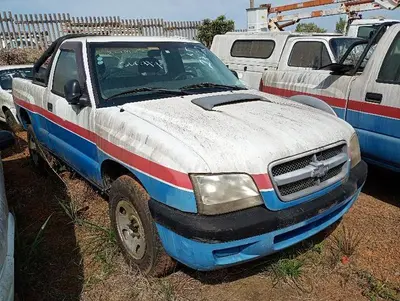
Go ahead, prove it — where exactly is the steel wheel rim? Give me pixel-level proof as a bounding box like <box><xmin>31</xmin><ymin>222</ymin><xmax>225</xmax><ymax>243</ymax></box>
<box><xmin>28</xmin><ymin>133</ymin><xmax>40</xmax><ymax>165</ymax></box>
<box><xmin>115</xmin><ymin>200</ymin><xmax>146</xmax><ymax>260</ymax></box>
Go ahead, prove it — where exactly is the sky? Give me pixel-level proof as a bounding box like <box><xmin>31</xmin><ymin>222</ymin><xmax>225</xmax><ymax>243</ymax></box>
<box><xmin>1</xmin><ymin>0</ymin><xmax>399</xmax><ymax>31</ymax></box>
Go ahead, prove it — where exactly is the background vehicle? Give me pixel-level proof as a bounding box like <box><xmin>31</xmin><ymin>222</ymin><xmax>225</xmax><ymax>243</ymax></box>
<box><xmin>260</xmin><ymin>22</ymin><xmax>400</xmax><ymax>171</ymax></box>
<box><xmin>13</xmin><ymin>34</ymin><xmax>366</xmax><ymax>276</ymax></box>
<box><xmin>211</xmin><ymin>32</ymin><xmax>360</xmax><ymax>89</ymax></box>
<box><xmin>247</xmin><ymin>0</ymin><xmax>399</xmax><ymax>32</ymax></box>
<box><xmin>0</xmin><ymin>65</ymin><xmax>32</xmax><ymax>131</ymax></box>
<box><xmin>0</xmin><ymin>130</ymin><xmax>16</xmax><ymax>301</ymax></box>
<box><xmin>347</xmin><ymin>18</ymin><xmax>400</xmax><ymax>38</ymax></box>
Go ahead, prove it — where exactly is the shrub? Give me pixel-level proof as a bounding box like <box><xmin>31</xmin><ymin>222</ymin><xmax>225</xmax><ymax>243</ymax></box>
<box><xmin>0</xmin><ymin>48</ymin><xmax>42</xmax><ymax>65</ymax></box>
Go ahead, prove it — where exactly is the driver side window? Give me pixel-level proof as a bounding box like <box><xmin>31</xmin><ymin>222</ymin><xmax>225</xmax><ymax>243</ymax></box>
<box><xmin>377</xmin><ymin>32</ymin><xmax>400</xmax><ymax>84</ymax></box>
<box><xmin>52</xmin><ymin>50</ymin><xmax>79</xmax><ymax>97</ymax></box>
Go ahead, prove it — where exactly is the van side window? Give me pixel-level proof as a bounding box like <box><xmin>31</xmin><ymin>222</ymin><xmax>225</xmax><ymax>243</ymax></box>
<box><xmin>288</xmin><ymin>41</ymin><xmax>332</xmax><ymax>69</ymax></box>
<box><xmin>231</xmin><ymin>40</ymin><xmax>275</xmax><ymax>59</ymax></box>
<box><xmin>52</xmin><ymin>50</ymin><xmax>79</xmax><ymax>97</ymax></box>
<box><xmin>377</xmin><ymin>32</ymin><xmax>400</xmax><ymax>84</ymax></box>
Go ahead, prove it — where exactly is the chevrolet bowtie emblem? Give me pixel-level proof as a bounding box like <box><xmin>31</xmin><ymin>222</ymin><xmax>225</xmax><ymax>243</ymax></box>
<box><xmin>310</xmin><ymin>155</ymin><xmax>329</xmax><ymax>178</ymax></box>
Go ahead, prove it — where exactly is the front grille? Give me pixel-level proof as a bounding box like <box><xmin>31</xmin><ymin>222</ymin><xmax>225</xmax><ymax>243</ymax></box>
<box><xmin>271</xmin><ymin>144</ymin><xmax>348</xmax><ymax>201</ymax></box>
<box><xmin>279</xmin><ymin>177</ymin><xmax>316</xmax><ymax>196</ymax></box>
<box><xmin>271</xmin><ymin>155</ymin><xmax>313</xmax><ymax>177</ymax></box>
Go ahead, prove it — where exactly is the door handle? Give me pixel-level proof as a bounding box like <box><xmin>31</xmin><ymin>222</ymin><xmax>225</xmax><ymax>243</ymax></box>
<box><xmin>47</xmin><ymin>102</ymin><xmax>53</xmax><ymax>112</ymax></box>
<box><xmin>365</xmin><ymin>92</ymin><xmax>382</xmax><ymax>104</ymax></box>
<box><xmin>244</xmin><ymin>66</ymin><xmax>247</xmax><ymax>72</ymax></box>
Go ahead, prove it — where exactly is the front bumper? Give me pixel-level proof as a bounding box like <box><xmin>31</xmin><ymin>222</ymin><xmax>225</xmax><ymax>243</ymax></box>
<box><xmin>0</xmin><ymin>213</ymin><xmax>15</xmax><ymax>301</ymax></box>
<box><xmin>150</xmin><ymin>161</ymin><xmax>368</xmax><ymax>271</ymax></box>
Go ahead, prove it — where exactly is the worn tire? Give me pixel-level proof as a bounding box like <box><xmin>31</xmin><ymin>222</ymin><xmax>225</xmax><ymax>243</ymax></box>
<box><xmin>27</xmin><ymin>125</ymin><xmax>48</xmax><ymax>174</ymax></box>
<box><xmin>109</xmin><ymin>175</ymin><xmax>176</xmax><ymax>277</ymax></box>
<box><xmin>5</xmin><ymin>110</ymin><xmax>22</xmax><ymax>133</ymax></box>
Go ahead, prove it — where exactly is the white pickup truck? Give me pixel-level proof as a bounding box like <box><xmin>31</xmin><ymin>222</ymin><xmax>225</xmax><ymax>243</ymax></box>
<box><xmin>261</xmin><ymin>22</ymin><xmax>400</xmax><ymax>171</ymax></box>
<box><xmin>0</xmin><ymin>65</ymin><xmax>32</xmax><ymax>131</ymax></box>
<box><xmin>211</xmin><ymin>32</ymin><xmax>360</xmax><ymax>89</ymax></box>
<box><xmin>13</xmin><ymin>34</ymin><xmax>367</xmax><ymax>276</ymax></box>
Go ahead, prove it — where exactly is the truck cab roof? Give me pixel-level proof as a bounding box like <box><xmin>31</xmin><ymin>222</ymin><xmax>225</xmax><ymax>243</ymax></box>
<box><xmin>60</xmin><ymin>35</ymin><xmax>198</xmax><ymax>44</ymax></box>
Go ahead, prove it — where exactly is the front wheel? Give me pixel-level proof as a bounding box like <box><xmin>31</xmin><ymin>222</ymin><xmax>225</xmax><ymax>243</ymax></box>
<box><xmin>109</xmin><ymin>175</ymin><xmax>176</xmax><ymax>277</ymax></box>
<box><xmin>27</xmin><ymin>125</ymin><xmax>47</xmax><ymax>174</ymax></box>
<box><xmin>5</xmin><ymin>110</ymin><xmax>22</xmax><ymax>132</ymax></box>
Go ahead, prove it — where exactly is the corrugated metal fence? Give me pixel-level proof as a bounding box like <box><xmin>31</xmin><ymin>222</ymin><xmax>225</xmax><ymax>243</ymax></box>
<box><xmin>0</xmin><ymin>11</ymin><xmax>202</xmax><ymax>49</ymax></box>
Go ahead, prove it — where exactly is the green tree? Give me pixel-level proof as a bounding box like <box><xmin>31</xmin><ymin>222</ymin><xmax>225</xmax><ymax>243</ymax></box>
<box><xmin>335</xmin><ymin>17</ymin><xmax>347</xmax><ymax>34</ymax></box>
<box><xmin>197</xmin><ymin>15</ymin><xmax>235</xmax><ymax>48</ymax></box>
<box><xmin>295</xmin><ymin>22</ymin><xmax>327</xmax><ymax>33</ymax></box>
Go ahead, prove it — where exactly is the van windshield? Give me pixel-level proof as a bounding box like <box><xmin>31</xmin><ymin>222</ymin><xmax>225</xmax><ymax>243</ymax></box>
<box><xmin>329</xmin><ymin>38</ymin><xmax>363</xmax><ymax>61</ymax></box>
<box><xmin>89</xmin><ymin>41</ymin><xmax>246</xmax><ymax>106</ymax></box>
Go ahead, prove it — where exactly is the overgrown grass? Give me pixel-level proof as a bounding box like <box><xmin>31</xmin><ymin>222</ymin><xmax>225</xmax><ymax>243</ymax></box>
<box><xmin>329</xmin><ymin>225</ymin><xmax>362</xmax><ymax>264</ymax></box>
<box><xmin>58</xmin><ymin>196</ymin><xmax>119</xmax><ymax>279</ymax></box>
<box><xmin>357</xmin><ymin>271</ymin><xmax>400</xmax><ymax>301</ymax></box>
<box><xmin>273</xmin><ymin>258</ymin><xmax>304</xmax><ymax>280</ymax></box>
<box><xmin>15</xmin><ymin>214</ymin><xmax>53</xmax><ymax>294</ymax></box>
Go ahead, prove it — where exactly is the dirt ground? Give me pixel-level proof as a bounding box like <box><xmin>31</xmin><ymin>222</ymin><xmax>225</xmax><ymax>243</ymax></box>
<box><xmin>4</xmin><ymin>131</ymin><xmax>400</xmax><ymax>301</ymax></box>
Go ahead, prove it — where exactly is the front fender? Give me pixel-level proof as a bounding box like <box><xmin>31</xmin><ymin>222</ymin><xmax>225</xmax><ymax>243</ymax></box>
<box><xmin>289</xmin><ymin>95</ymin><xmax>337</xmax><ymax>116</ymax></box>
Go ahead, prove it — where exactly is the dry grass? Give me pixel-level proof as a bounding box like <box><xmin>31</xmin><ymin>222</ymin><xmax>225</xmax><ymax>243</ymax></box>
<box><xmin>4</xmin><ymin>131</ymin><xmax>400</xmax><ymax>301</ymax></box>
<box><xmin>0</xmin><ymin>48</ymin><xmax>42</xmax><ymax>66</ymax></box>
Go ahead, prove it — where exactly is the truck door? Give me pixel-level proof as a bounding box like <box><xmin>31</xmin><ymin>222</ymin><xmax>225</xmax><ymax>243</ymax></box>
<box><xmin>45</xmin><ymin>42</ymin><xmax>99</xmax><ymax>182</ymax></box>
<box><xmin>262</xmin><ymin>39</ymin><xmax>350</xmax><ymax>119</ymax></box>
<box><xmin>347</xmin><ymin>29</ymin><xmax>400</xmax><ymax>169</ymax></box>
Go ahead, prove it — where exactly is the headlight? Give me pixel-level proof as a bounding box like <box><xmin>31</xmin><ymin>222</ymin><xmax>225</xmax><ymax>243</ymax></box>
<box><xmin>350</xmin><ymin>133</ymin><xmax>361</xmax><ymax>168</ymax></box>
<box><xmin>190</xmin><ymin>173</ymin><xmax>263</xmax><ymax>215</ymax></box>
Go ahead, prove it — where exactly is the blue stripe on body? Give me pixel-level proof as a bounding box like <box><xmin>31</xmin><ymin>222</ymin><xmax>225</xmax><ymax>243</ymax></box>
<box><xmin>346</xmin><ymin>110</ymin><xmax>400</xmax><ymax>167</ymax></box>
<box><xmin>24</xmin><ymin>108</ymin><xmax>199</xmax><ymax>213</ymax></box>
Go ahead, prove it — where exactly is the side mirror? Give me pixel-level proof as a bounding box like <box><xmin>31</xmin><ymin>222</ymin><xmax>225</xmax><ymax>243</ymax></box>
<box><xmin>0</xmin><ymin>131</ymin><xmax>15</xmax><ymax>151</ymax></box>
<box><xmin>230</xmin><ymin>69</ymin><xmax>239</xmax><ymax>78</ymax></box>
<box><xmin>64</xmin><ymin>79</ymin><xmax>82</xmax><ymax>105</ymax></box>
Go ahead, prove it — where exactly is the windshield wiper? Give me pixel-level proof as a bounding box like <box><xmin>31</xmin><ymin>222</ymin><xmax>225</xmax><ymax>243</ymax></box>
<box><xmin>180</xmin><ymin>82</ymin><xmax>245</xmax><ymax>91</ymax></box>
<box><xmin>105</xmin><ymin>87</ymin><xmax>190</xmax><ymax>101</ymax></box>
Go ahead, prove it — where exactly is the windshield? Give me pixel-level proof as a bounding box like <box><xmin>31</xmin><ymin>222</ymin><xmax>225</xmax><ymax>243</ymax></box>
<box><xmin>0</xmin><ymin>68</ymin><xmax>33</xmax><ymax>90</ymax></box>
<box><xmin>329</xmin><ymin>38</ymin><xmax>362</xmax><ymax>61</ymax></box>
<box><xmin>89</xmin><ymin>42</ymin><xmax>245</xmax><ymax>106</ymax></box>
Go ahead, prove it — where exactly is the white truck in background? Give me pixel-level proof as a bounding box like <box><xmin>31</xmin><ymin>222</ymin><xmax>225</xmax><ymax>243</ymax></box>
<box><xmin>211</xmin><ymin>32</ymin><xmax>361</xmax><ymax>89</ymax></box>
<box><xmin>346</xmin><ymin>18</ymin><xmax>400</xmax><ymax>38</ymax></box>
<box><xmin>260</xmin><ymin>22</ymin><xmax>400</xmax><ymax>171</ymax></box>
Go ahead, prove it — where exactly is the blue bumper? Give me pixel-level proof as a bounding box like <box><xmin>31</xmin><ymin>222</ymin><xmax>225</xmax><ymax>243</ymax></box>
<box><xmin>156</xmin><ymin>188</ymin><xmax>360</xmax><ymax>270</ymax></box>
<box><xmin>151</xmin><ymin>161</ymin><xmax>367</xmax><ymax>271</ymax></box>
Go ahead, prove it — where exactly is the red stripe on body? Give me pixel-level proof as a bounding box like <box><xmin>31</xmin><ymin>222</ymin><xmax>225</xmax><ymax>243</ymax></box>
<box><xmin>252</xmin><ymin>173</ymin><xmax>274</xmax><ymax>190</ymax></box>
<box><xmin>261</xmin><ymin>84</ymin><xmax>400</xmax><ymax>120</ymax></box>
<box><xmin>348</xmin><ymin>100</ymin><xmax>400</xmax><ymax>119</ymax></box>
<box><xmin>15</xmin><ymin>97</ymin><xmax>193</xmax><ymax>190</ymax></box>
<box><xmin>261</xmin><ymin>85</ymin><xmax>346</xmax><ymax>109</ymax></box>
<box><xmin>15</xmin><ymin>97</ymin><xmax>273</xmax><ymax>191</ymax></box>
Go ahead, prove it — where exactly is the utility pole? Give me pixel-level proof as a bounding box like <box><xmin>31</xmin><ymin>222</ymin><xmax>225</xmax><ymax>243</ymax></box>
<box><xmin>250</xmin><ymin>0</ymin><xmax>255</xmax><ymax>8</ymax></box>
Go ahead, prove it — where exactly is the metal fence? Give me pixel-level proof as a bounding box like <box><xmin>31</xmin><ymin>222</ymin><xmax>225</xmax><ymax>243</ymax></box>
<box><xmin>0</xmin><ymin>11</ymin><xmax>202</xmax><ymax>49</ymax></box>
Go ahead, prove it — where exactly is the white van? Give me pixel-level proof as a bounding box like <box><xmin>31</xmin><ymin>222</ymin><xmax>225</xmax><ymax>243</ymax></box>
<box><xmin>211</xmin><ymin>32</ymin><xmax>360</xmax><ymax>89</ymax></box>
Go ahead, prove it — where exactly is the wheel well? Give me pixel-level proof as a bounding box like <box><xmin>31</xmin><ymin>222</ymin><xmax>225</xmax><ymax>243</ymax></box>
<box><xmin>101</xmin><ymin>159</ymin><xmax>143</xmax><ymax>191</ymax></box>
<box><xmin>19</xmin><ymin>108</ymin><xmax>31</xmax><ymax>125</ymax></box>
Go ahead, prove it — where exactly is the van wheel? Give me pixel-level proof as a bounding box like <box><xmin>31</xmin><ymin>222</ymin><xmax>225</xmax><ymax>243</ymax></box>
<box><xmin>5</xmin><ymin>110</ymin><xmax>22</xmax><ymax>133</ymax></box>
<box><xmin>27</xmin><ymin>125</ymin><xmax>47</xmax><ymax>174</ymax></box>
<box><xmin>109</xmin><ymin>175</ymin><xmax>176</xmax><ymax>277</ymax></box>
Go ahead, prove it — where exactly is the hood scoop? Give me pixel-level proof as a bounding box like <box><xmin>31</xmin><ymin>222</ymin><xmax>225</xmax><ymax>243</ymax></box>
<box><xmin>191</xmin><ymin>93</ymin><xmax>270</xmax><ymax>111</ymax></box>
